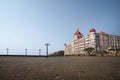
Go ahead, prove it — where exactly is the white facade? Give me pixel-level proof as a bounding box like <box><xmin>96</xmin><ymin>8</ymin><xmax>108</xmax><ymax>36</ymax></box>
<box><xmin>64</xmin><ymin>28</ymin><xmax>120</xmax><ymax>56</ymax></box>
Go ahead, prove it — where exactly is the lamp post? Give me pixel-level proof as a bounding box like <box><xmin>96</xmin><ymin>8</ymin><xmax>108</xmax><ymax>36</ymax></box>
<box><xmin>6</xmin><ymin>48</ymin><xmax>9</xmax><ymax>55</ymax></box>
<box><xmin>115</xmin><ymin>36</ymin><xmax>117</xmax><ymax>56</ymax></box>
<box><xmin>25</xmin><ymin>49</ymin><xmax>27</xmax><ymax>55</ymax></box>
<box><xmin>39</xmin><ymin>49</ymin><xmax>41</xmax><ymax>56</ymax></box>
<box><xmin>45</xmin><ymin>43</ymin><xmax>50</xmax><ymax>58</ymax></box>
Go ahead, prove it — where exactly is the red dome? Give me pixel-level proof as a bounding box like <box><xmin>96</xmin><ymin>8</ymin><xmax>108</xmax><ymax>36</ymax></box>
<box><xmin>89</xmin><ymin>28</ymin><xmax>96</xmax><ymax>33</ymax></box>
<box><xmin>74</xmin><ymin>31</ymin><xmax>81</xmax><ymax>35</ymax></box>
<box><xmin>74</xmin><ymin>28</ymin><xmax>81</xmax><ymax>35</ymax></box>
<box><xmin>99</xmin><ymin>31</ymin><xmax>107</xmax><ymax>35</ymax></box>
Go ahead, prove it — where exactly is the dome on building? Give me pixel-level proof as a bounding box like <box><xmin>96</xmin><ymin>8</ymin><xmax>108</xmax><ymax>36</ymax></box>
<box><xmin>74</xmin><ymin>28</ymin><xmax>82</xmax><ymax>35</ymax></box>
<box><xmin>99</xmin><ymin>31</ymin><xmax>107</xmax><ymax>35</ymax></box>
<box><xmin>64</xmin><ymin>43</ymin><xmax>67</xmax><ymax>46</ymax></box>
<box><xmin>89</xmin><ymin>28</ymin><xmax>96</xmax><ymax>33</ymax></box>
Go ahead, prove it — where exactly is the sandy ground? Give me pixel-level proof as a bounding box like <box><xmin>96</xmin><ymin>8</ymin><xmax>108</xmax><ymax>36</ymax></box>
<box><xmin>0</xmin><ymin>56</ymin><xmax>120</xmax><ymax>80</ymax></box>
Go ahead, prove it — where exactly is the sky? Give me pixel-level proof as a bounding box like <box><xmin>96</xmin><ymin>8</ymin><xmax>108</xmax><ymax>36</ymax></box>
<box><xmin>0</xmin><ymin>0</ymin><xmax>120</xmax><ymax>55</ymax></box>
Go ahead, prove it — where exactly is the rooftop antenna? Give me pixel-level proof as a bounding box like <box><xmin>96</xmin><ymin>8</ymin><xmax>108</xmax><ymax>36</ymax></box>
<box><xmin>113</xmin><ymin>33</ymin><xmax>114</xmax><ymax>35</ymax></box>
<box><xmin>91</xmin><ymin>25</ymin><xmax>94</xmax><ymax>28</ymax></box>
<box><xmin>76</xmin><ymin>27</ymin><xmax>79</xmax><ymax>31</ymax></box>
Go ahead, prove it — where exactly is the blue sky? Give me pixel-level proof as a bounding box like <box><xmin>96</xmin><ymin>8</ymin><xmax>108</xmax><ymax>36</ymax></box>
<box><xmin>0</xmin><ymin>0</ymin><xmax>120</xmax><ymax>55</ymax></box>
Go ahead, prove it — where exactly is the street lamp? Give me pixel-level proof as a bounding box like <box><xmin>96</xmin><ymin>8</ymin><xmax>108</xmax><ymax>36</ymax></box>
<box><xmin>25</xmin><ymin>49</ymin><xmax>27</xmax><ymax>55</ymax></box>
<box><xmin>45</xmin><ymin>43</ymin><xmax>50</xmax><ymax>58</ymax></box>
<box><xmin>39</xmin><ymin>49</ymin><xmax>41</xmax><ymax>56</ymax></box>
<box><xmin>6</xmin><ymin>48</ymin><xmax>9</xmax><ymax>55</ymax></box>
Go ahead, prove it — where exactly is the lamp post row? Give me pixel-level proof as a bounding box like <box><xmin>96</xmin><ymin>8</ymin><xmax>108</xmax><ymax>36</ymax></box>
<box><xmin>5</xmin><ymin>43</ymin><xmax>50</xmax><ymax>56</ymax></box>
<box><xmin>5</xmin><ymin>48</ymin><xmax>42</xmax><ymax>55</ymax></box>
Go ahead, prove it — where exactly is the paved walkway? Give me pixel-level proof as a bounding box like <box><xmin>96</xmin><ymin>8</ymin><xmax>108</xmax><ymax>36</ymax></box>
<box><xmin>0</xmin><ymin>57</ymin><xmax>120</xmax><ymax>80</ymax></box>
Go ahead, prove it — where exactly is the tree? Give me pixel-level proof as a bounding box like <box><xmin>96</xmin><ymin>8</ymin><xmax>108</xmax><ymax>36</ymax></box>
<box><xmin>115</xmin><ymin>47</ymin><xmax>120</xmax><ymax>56</ymax></box>
<box><xmin>50</xmin><ymin>50</ymin><xmax>64</xmax><ymax>56</ymax></box>
<box><xmin>108</xmin><ymin>47</ymin><xmax>120</xmax><ymax>56</ymax></box>
<box><xmin>84</xmin><ymin>47</ymin><xmax>95</xmax><ymax>56</ymax></box>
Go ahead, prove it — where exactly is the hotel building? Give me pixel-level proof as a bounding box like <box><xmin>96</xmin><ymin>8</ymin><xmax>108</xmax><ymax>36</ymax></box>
<box><xmin>64</xmin><ymin>28</ymin><xmax>120</xmax><ymax>55</ymax></box>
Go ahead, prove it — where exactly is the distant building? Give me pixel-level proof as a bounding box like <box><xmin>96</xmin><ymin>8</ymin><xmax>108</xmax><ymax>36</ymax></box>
<box><xmin>64</xmin><ymin>28</ymin><xmax>120</xmax><ymax>56</ymax></box>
